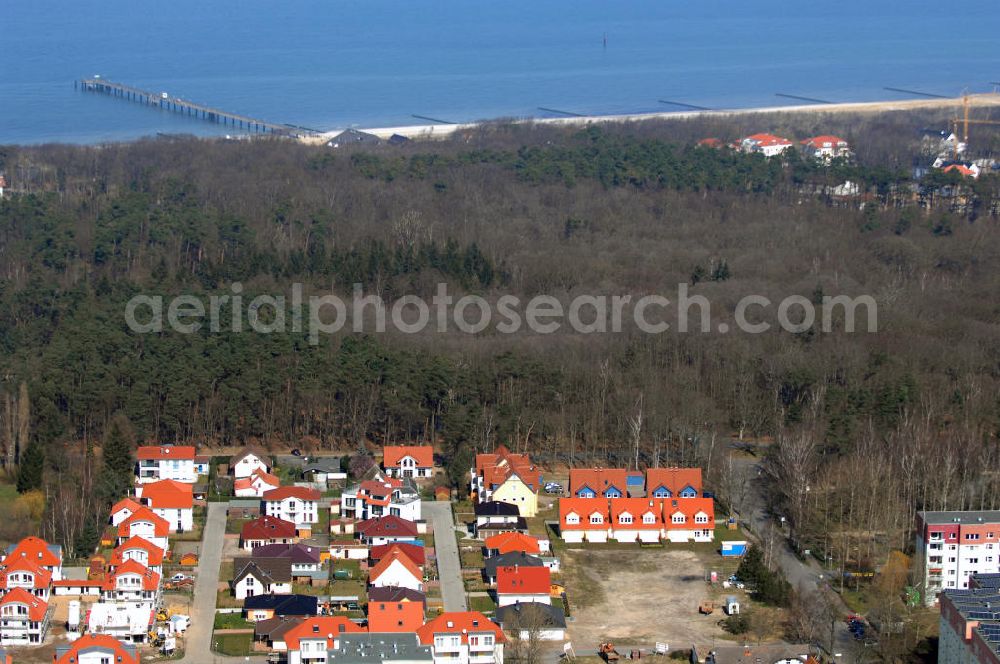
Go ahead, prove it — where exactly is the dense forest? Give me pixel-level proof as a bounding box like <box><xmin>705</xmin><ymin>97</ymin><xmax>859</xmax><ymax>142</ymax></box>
<box><xmin>0</xmin><ymin>109</ymin><xmax>999</xmax><ymax>565</ymax></box>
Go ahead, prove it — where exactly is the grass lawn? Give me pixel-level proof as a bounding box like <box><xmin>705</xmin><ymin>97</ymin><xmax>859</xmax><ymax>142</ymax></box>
<box><xmin>213</xmin><ymin>631</ymin><xmax>254</xmax><ymax>656</ymax></box>
<box><xmin>214</xmin><ymin>612</ymin><xmax>253</xmax><ymax>629</ymax></box>
<box><xmin>216</xmin><ymin>588</ymin><xmax>243</xmax><ymax>609</ymax></box>
<box><xmin>460</xmin><ymin>548</ymin><xmax>484</xmax><ymax>569</ymax></box>
<box><xmin>293</xmin><ymin>582</ymin><xmax>330</xmax><ymax>596</ymax></box>
<box><xmin>219</xmin><ymin>560</ymin><xmax>234</xmax><ymax>581</ymax></box>
<box><xmin>423</xmin><ymin>532</ymin><xmax>435</xmax><ymax>549</ymax></box>
<box><xmin>468</xmin><ymin>594</ymin><xmax>496</xmax><ymax>614</ymax></box>
<box><xmin>226</xmin><ymin>517</ymin><xmax>251</xmax><ymax>535</ymax></box>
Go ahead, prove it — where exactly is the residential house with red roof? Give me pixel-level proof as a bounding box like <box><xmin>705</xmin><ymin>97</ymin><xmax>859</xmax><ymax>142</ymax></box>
<box><xmin>609</xmin><ymin>498</ymin><xmax>664</xmax><ymax>544</ymax></box>
<box><xmin>558</xmin><ymin>498</ymin><xmax>611</xmax><ymax>544</ymax></box>
<box><xmin>417</xmin><ymin>611</ymin><xmax>505</xmax><ymax>664</ymax></box>
<box><xmin>54</xmin><ymin>633</ymin><xmax>139</xmax><ymax>664</ymax></box>
<box><xmin>135</xmin><ymin>445</ymin><xmax>197</xmax><ymax>484</ymax></box>
<box><xmin>109</xmin><ymin>536</ymin><xmax>164</xmax><ymax>574</ymax></box>
<box><xmin>383</xmin><ymin>445</ymin><xmax>435</xmax><ymax>479</ymax></box>
<box><xmin>136</xmin><ymin>479</ymin><xmax>194</xmax><ymax>532</ymax></box>
<box><xmin>116</xmin><ymin>507</ymin><xmax>170</xmax><ymax>551</ymax></box>
<box><xmin>240</xmin><ymin>515</ymin><xmax>298</xmax><ymax>551</ymax></box>
<box><xmin>0</xmin><ymin>587</ymin><xmax>49</xmax><ymax>645</ymax></box>
<box><xmin>263</xmin><ymin>486</ymin><xmax>322</xmax><ymax>531</ymax></box>
<box><xmin>285</xmin><ymin>616</ymin><xmax>366</xmax><ymax>664</ymax></box>
<box><xmin>368</xmin><ymin>599</ymin><xmax>425</xmax><ymax>633</ymax></box>
<box><xmin>109</xmin><ymin>497</ymin><xmax>143</xmax><ymax>527</ymax></box>
<box><xmin>569</xmin><ymin>468</ymin><xmax>636</xmax><ymax>499</ymax></box>
<box><xmin>801</xmin><ymin>135</ymin><xmax>851</xmax><ymax>160</ymax></box>
<box><xmin>2</xmin><ymin>536</ymin><xmax>63</xmax><ymax>582</ymax></box>
<box><xmin>231</xmin><ymin>448</ymin><xmax>273</xmax><ymax>479</ymax></box>
<box><xmin>355</xmin><ymin>516</ymin><xmax>419</xmax><ymax>547</ymax></box>
<box><xmin>369</xmin><ymin>549</ymin><xmax>424</xmax><ymax>593</ymax></box>
<box><xmin>236</xmin><ymin>468</ymin><xmax>282</xmax><ymax>498</ymax></box>
<box><xmin>663</xmin><ymin>497</ymin><xmax>716</xmax><ymax>543</ymax></box>
<box><xmin>496</xmin><ymin>565</ymin><xmax>551</xmax><ymax>607</ymax></box>
<box><xmin>645</xmin><ymin>467</ymin><xmax>702</xmax><ymax>499</ymax></box>
<box><xmin>101</xmin><ymin>559</ymin><xmax>161</xmax><ymax>604</ymax></box>
<box><xmin>739</xmin><ymin>133</ymin><xmax>793</xmax><ymax>157</ymax></box>
<box><xmin>370</xmin><ymin>543</ymin><xmax>425</xmax><ymax>568</ymax></box>
<box><xmin>341</xmin><ymin>477</ymin><xmax>422</xmax><ymax>522</ymax></box>
<box><xmin>0</xmin><ymin>555</ymin><xmax>52</xmax><ymax>601</ymax></box>
<box><xmin>483</xmin><ymin>532</ymin><xmax>543</xmax><ymax>557</ymax></box>
<box><xmin>471</xmin><ymin>446</ymin><xmax>541</xmax><ymax>517</ymax></box>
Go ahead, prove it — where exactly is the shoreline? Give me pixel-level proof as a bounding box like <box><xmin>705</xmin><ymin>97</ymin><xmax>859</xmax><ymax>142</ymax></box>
<box><xmin>308</xmin><ymin>94</ymin><xmax>1000</xmax><ymax>143</ymax></box>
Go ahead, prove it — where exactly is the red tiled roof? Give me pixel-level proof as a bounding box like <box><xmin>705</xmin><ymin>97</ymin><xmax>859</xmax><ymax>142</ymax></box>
<box><xmin>558</xmin><ymin>498</ymin><xmax>609</xmax><ymax>531</ymax></box>
<box><xmin>110</xmin><ymin>536</ymin><xmax>165</xmax><ymax>567</ymax></box>
<box><xmin>4</xmin><ymin>536</ymin><xmax>61</xmax><ymax>568</ymax></box>
<box><xmin>943</xmin><ymin>164</ymin><xmax>976</xmax><ymax>177</ymax></box>
<box><xmin>475</xmin><ymin>446</ymin><xmax>541</xmax><ymax>492</ymax></box>
<box><xmin>0</xmin><ymin>587</ymin><xmax>47</xmax><ymax>621</ymax></box>
<box><xmin>744</xmin><ymin>133</ymin><xmax>793</xmax><ymax>147</ymax></box>
<box><xmin>370</xmin><ymin>543</ymin><xmax>425</xmax><ymax>566</ymax></box>
<box><xmin>284</xmin><ymin>616</ymin><xmax>365</xmax><ymax>650</ymax></box>
<box><xmin>645</xmin><ymin>467</ymin><xmax>702</xmax><ymax>497</ymax></box>
<box><xmin>263</xmin><ymin>486</ymin><xmax>322</xmax><ymax>501</ymax></box>
<box><xmin>417</xmin><ymin>611</ymin><xmax>505</xmax><ymax>645</ymax></box>
<box><xmin>367</xmin><ymin>599</ymin><xmax>425</xmax><ymax>633</ymax></box>
<box><xmin>102</xmin><ymin>558</ymin><xmax>160</xmax><ymax>591</ymax></box>
<box><xmin>369</xmin><ymin>549</ymin><xmax>422</xmax><ymax>583</ymax></box>
<box><xmin>484</xmin><ymin>532</ymin><xmax>540</xmax><ymax>555</ymax></box>
<box><xmin>0</xmin><ymin>556</ymin><xmax>52</xmax><ymax>589</ymax></box>
<box><xmin>801</xmin><ymin>135</ymin><xmax>848</xmax><ymax>148</ymax></box>
<box><xmin>241</xmin><ymin>515</ymin><xmax>297</xmax><ymax>541</ymax></box>
<box><xmin>569</xmin><ymin>468</ymin><xmax>631</xmax><ymax>497</ymax></box>
<box><xmin>110</xmin><ymin>498</ymin><xmax>143</xmax><ymax>518</ymax></box>
<box><xmin>140</xmin><ymin>479</ymin><xmax>194</xmax><ymax>509</ymax></box>
<box><xmin>383</xmin><ymin>445</ymin><xmax>434</xmax><ymax>468</ymax></box>
<box><xmin>664</xmin><ymin>497</ymin><xmax>715</xmax><ymax>530</ymax></box>
<box><xmin>610</xmin><ymin>498</ymin><xmax>663</xmax><ymax>530</ymax></box>
<box><xmin>235</xmin><ymin>468</ymin><xmax>280</xmax><ymax>492</ymax></box>
<box><xmin>356</xmin><ymin>516</ymin><xmax>418</xmax><ymax>539</ymax></box>
<box><xmin>55</xmin><ymin>634</ymin><xmax>138</xmax><ymax>664</ymax></box>
<box><xmin>136</xmin><ymin>445</ymin><xmax>195</xmax><ymax>461</ymax></box>
<box><xmin>496</xmin><ymin>565</ymin><xmax>550</xmax><ymax>595</ymax></box>
<box><xmin>117</xmin><ymin>507</ymin><xmax>170</xmax><ymax>538</ymax></box>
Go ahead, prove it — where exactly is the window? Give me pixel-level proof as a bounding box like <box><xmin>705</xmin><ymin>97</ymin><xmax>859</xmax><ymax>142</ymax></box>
<box><xmin>619</xmin><ymin>514</ymin><xmax>633</xmax><ymax>525</ymax></box>
<box><xmin>929</xmin><ymin>531</ymin><xmax>943</xmax><ymax>541</ymax></box>
<box><xmin>565</xmin><ymin>513</ymin><xmax>580</xmax><ymax>525</ymax></box>
<box><xmin>966</xmin><ymin>533</ymin><xmax>981</xmax><ymax>541</ymax></box>
<box><xmin>968</xmin><ymin>558</ymin><xmax>979</xmax><ymax>564</ymax></box>
<box><xmin>642</xmin><ymin>513</ymin><xmax>656</xmax><ymax>524</ymax></box>
<box><xmin>672</xmin><ymin>513</ymin><xmax>685</xmax><ymax>524</ymax></box>
<box><xmin>653</xmin><ymin>487</ymin><xmax>671</xmax><ymax>498</ymax></box>
<box><xmin>484</xmin><ymin>635</ymin><xmax>494</xmax><ymax>646</ymax></box>
<box><xmin>589</xmin><ymin>513</ymin><xmax>603</xmax><ymax>525</ymax></box>
<box><xmin>695</xmin><ymin>513</ymin><xmax>709</xmax><ymax>524</ymax></box>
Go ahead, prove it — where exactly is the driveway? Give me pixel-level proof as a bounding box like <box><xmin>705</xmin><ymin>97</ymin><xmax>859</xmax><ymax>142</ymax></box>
<box><xmin>424</xmin><ymin>502</ymin><xmax>468</xmax><ymax>611</ymax></box>
<box><xmin>180</xmin><ymin>501</ymin><xmax>268</xmax><ymax>663</ymax></box>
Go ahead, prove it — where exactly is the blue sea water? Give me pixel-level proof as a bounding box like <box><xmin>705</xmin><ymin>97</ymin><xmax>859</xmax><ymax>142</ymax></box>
<box><xmin>2</xmin><ymin>0</ymin><xmax>999</xmax><ymax>145</ymax></box>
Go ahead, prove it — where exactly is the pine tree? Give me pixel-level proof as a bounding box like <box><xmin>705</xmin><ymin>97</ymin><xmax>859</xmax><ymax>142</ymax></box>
<box><xmin>16</xmin><ymin>440</ymin><xmax>44</xmax><ymax>493</ymax></box>
<box><xmin>75</xmin><ymin>517</ymin><xmax>100</xmax><ymax>558</ymax></box>
<box><xmin>98</xmin><ymin>417</ymin><xmax>134</xmax><ymax>504</ymax></box>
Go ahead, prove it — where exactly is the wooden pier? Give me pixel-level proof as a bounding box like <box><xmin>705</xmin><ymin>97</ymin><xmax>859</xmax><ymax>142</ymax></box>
<box><xmin>77</xmin><ymin>78</ymin><xmax>310</xmax><ymax>136</ymax></box>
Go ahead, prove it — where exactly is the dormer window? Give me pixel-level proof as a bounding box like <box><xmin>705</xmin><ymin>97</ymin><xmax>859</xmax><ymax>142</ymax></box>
<box><xmin>565</xmin><ymin>513</ymin><xmax>580</xmax><ymax>525</ymax></box>
<box><xmin>589</xmin><ymin>513</ymin><xmax>604</xmax><ymax>525</ymax></box>
<box><xmin>619</xmin><ymin>513</ymin><xmax>633</xmax><ymax>525</ymax></box>
<box><xmin>642</xmin><ymin>512</ymin><xmax>656</xmax><ymax>524</ymax></box>
<box><xmin>672</xmin><ymin>513</ymin><xmax>686</xmax><ymax>524</ymax></box>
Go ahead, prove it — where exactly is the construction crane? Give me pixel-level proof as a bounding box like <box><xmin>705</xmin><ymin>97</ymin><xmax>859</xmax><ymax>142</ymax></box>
<box><xmin>951</xmin><ymin>94</ymin><xmax>1000</xmax><ymax>159</ymax></box>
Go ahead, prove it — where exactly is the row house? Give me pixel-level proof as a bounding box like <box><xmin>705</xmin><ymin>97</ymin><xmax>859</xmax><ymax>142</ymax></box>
<box><xmin>101</xmin><ymin>559</ymin><xmax>161</xmax><ymax>604</ymax></box>
<box><xmin>135</xmin><ymin>445</ymin><xmax>197</xmax><ymax>484</ymax></box>
<box><xmin>341</xmin><ymin>478</ymin><xmax>422</xmax><ymax>522</ymax></box>
<box><xmin>383</xmin><ymin>445</ymin><xmax>435</xmax><ymax>479</ymax></box>
<box><xmin>241</xmin><ymin>515</ymin><xmax>298</xmax><ymax>551</ymax></box>
<box><xmin>916</xmin><ymin>510</ymin><xmax>1000</xmax><ymax>604</ymax></box>
<box><xmin>471</xmin><ymin>446</ymin><xmax>541</xmax><ymax>518</ymax></box>
<box><xmin>568</xmin><ymin>467</ymin><xmax>702</xmax><ymax>500</ymax></box>
<box><xmin>136</xmin><ymin>479</ymin><xmax>194</xmax><ymax>532</ymax></box>
<box><xmin>236</xmin><ymin>468</ymin><xmax>281</xmax><ymax>498</ymax></box>
<box><xmin>116</xmin><ymin>507</ymin><xmax>170</xmax><ymax>551</ymax></box>
<box><xmin>416</xmin><ymin>611</ymin><xmax>506</xmax><ymax>664</ymax></box>
<box><xmin>54</xmin><ymin>633</ymin><xmax>139</xmax><ymax>664</ymax></box>
<box><xmin>263</xmin><ymin>486</ymin><xmax>322</xmax><ymax>531</ymax></box>
<box><xmin>231</xmin><ymin>448</ymin><xmax>273</xmax><ymax>479</ymax></box>
<box><xmin>559</xmin><ymin>497</ymin><xmax>715</xmax><ymax>544</ymax></box>
<box><xmin>0</xmin><ymin>587</ymin><xmax>49</xmax><ymax>645</ymax></box>
<box><xmin>286</xmin><ymin>616</ymin><xmax>366</xmax><ymax>664</ymax></box>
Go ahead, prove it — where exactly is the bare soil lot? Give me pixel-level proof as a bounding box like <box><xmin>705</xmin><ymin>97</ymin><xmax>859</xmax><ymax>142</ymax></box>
<box><xmin>563</xmin><ymin>547</ymin><xmax>741</xmax><ymax>652</ymax></box>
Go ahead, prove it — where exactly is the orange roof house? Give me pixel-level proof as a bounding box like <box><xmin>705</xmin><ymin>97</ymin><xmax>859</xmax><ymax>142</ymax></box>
<box><xmin>610</xmin><ymin>498</ymin><xmax>664</xmax><ymax>530</ymax></box>
<box><xmin>262</xmin><ymin>486</ymin><xmax>322</xmax><ymax>502</ymax></box>
<box><xmin>102</xmin><ymin>558</ymin><xmax>161</xmax><ymax>592</ymax></box>
<box><xmin>484</xmin><ymin>532</ymin><xmax>540</xmax><ymax>556</ymax></box>
<box><xmin>569</xmin><ymin>468</ymin><xmax>632</xmax><ymax>498</ymax></box>
<box><xmin>234</xmin><ymin>468</ymin><xmax>281</xmax><ymax>496</ymax></box>
<box><xmin>138</xmin><ymin>479</ymin><xmax>194</xmax><ymax>509</ymax></box>
<box><xmin>368</xmin><ymin>549</ymin><xmax>424</xmax><ymax>591</ymax></box>
<box><xmin>240</xmin><ymin>515</ymin><xmax>297</xmax><ymax>550</ymax></box>
<box><xmin>367</xmin><ymin>599</ymin><xmax>425</xmax><ymax>633</ymax></box>
<box><xmin>417</xmin><ymin>611</ymin><xmax>505</xmax><ymax>646</ymax></box>
<box><xmin>284</xmin><ymin>616</ymin><xmax>365</xmax><ymax>651</ymax></box>
<box><xmin>110</xmin><ymin>497</ymin><xmax>143</xmax><ymax>524</ymax></box>
<box><xmin>117</xmin><ymin>507</ymin><xmax>170</xmax><ymax>540</ymax></box>
<box><xmin>136</xmin><ymin>445</ymin><xmax>195</xmax><ymax>461</ymax></box>
<box><xmin>496</xmin><ymin>565</ymin><xmax>551</xmax><ymax>598</ymax></box>
<box><xmin>664</xmin><ymin>497</ymin><xmax>715</xmax><ymax>532</ymax></box>
<box><xmin>55</xmin><ymin>633</ymin><xmax>138</xmax><ymax>664</ymax></box>
<box><xmin>3</xmin><ymin>536</ymin><xmax>62</xmax><ymax>570</ymax></box>
<box><xmin>0</xmin><ymin>587</ymin><xmax>47</xmax><ymax>621</ymax></box>
<box><xmin>370</xmin><ymin>543</ymin><xmax>425</xmax><ymax>567</ymax></box>
<box><xmin>0</xmin><ymin>556</ymin><xmax>52</xmax><ymax>591</ymax></box>
<box><xmin>558</xmin><ymin>498</ymin><xmax>610</xmax><ymax>531</ymax></box>
<box><xmin>109</xmin><ymin>536</ymin><xmax>165</xmax><ymax>569</ymax></box>
<box><xmin>383</xmin><ymin>445</ymin><xmax>434</xmax><ymax>479</ymax></box>
<box><xmin>474</xmin><ymin>446</ymin><xmax>542</xmax><ymax>494</ymax></box>
<box><xmin>645</xmin><ymin>467</ymin><xmax>702</xmax><ymax>499</ymax></box>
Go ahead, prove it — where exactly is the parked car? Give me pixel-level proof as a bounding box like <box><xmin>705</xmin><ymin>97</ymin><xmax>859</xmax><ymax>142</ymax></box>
<box><xmin>544</xmin><ymin>482</ymin><xmax>563</xmax><ymax>494</ymax></box>
<box><xmin>291</xmin><ymin>448</ymin><xmax>302</xmax><ymax>456</ymax></box>
<box><xmin>169</xmin><ymin>573</ymin><xmax>191</xmax><ymax>583</ymax></box>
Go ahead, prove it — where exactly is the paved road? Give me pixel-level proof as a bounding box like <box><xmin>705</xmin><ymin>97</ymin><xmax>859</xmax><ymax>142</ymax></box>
<box><xmin>180</xmin><ymin>501</ymin><xmax>268</xmax><ymax>664</ymax></box>
<box><xmin>424</xmin><ymin>502</ymin><xmax>468</xmax><ymax>611</ymax></box>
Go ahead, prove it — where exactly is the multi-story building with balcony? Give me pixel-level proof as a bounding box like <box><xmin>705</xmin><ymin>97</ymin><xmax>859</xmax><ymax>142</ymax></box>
<box><xmin>916</xmin><ymin>510</ymin><xmax>1000</xmax><ymax>606</ymax></box>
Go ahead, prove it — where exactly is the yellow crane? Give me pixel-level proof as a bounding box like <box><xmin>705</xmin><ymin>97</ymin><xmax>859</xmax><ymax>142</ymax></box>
<box><xmin>951</xmin><ymin>94</ymin><xmax>1000</xmax><ymax>159</ymax></box>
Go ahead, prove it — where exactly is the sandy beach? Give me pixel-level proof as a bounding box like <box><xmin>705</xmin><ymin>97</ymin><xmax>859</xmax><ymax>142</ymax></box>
<box><xmin>311</xmin><ymin>93</ymin><xmax>1000</xmax><ymax>144</ymax></box>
